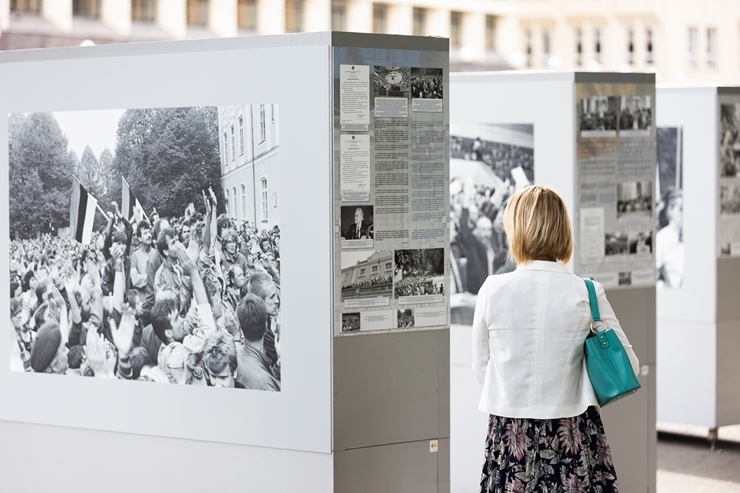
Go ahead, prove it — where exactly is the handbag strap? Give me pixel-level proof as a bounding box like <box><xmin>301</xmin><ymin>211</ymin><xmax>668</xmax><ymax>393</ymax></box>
<box><xmin>583</xmin><ymin>278</ymin><xmax>601</xmax><ymax>322</ymax></box>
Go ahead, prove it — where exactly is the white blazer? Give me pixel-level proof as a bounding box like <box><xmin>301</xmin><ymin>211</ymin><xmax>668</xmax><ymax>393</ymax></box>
<box><xmin>472</xmin><ymin>260</ymin><xmax>639</xmax><ymax>419</ymax></box>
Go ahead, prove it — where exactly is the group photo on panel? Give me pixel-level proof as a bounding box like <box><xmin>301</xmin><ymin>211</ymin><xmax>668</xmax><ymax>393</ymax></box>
<box><xmin>9</xmin><ymin>107</ymin><xmax>282</xmax><ymax>391</ymax></box>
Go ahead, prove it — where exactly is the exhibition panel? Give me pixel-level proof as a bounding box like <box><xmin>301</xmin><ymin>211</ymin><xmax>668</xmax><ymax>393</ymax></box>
<box><xmin>449</xmin><ymin>71</ymin><xmax>657</xmax><ymax>493</ymax></box>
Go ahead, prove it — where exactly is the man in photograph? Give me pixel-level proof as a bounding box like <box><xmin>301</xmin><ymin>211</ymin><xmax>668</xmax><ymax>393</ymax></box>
<box><xmin>235</xmin><ymin>294</ymin><xmax>280</xmax><ymax>391</ymax></box>
<box><xmin>345</xmin><ymin>207</ymin><xmax>368</xmax><ymax>240</ymax></box>
<box><xmin>466</xmin><ymin>216</ymin><xmax>495</xmax><ymax>294</ymax></box>
<box><xmin>130</xmin><ymin>220</ymin><xmax>152</xmax><ymax>302</ymax></box>
<box><xmin>247</xmin><ymin>271</ymin><xmax>280</xmax><ymax>372</ymax></box>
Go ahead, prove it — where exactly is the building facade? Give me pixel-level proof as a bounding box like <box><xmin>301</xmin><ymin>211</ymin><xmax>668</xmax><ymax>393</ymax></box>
<box><xmin>2</xmin><ymin>0</ymin><xmax>739</xmax><ymax>82</ymax></box>
<box><xmin>218</xmin><ymin>103</ymin><xmax>280</xmax><ymax>231</ymax></box>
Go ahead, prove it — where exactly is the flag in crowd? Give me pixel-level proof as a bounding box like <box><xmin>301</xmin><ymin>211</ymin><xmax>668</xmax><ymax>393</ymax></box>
<box><xmin>69</xmin><ymin>177</ymin><xmax>98</xmax><ymax>244</ymax></box>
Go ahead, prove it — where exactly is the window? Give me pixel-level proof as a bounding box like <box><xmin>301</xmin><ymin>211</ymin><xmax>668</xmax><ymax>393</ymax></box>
<box><xmin>688</xmin><ymin>27</ymin><xmax>698</xmax><ymax>68</ymax></box>
<box><xmin>485</xmin><ymin>15</ymin><xmax>497</xmax><ymax>52</ymax></box>
<box><xmin>707</xmin><ymin>28</ymin><xmax>717</xmax><ymax>68</ymax></box>
<box><xmin>73</xmin><ymin>0</ymin><xmax>100</xmax><ymax>18</ymax></box>
<box><xmin>238</xmin><ymin>116</ymin><xmax>245</xmax><ymax>155</ymax></box>
<box><xmin>412</xmin><ymin>7</ymin><xmax>426</xmax><ymax>36</ymax></box>
<box><xmin>285</xmin><ymin>0</ymin><xmax>304</xmax><ymax>33</ymax></box>
<box><xmin>259</xmin><ymin>104</ymin><xmax>266</xmax><ymax>144</ymax></box>
<box><xmin>223</xmin><ymin>131</ymin><xmax>229</xmax><ymax>164</ymax></box>
<box><xmin>372</xmin><ymin>265</ymin><xmax>379</xmax><ymax>273</ymax></box>
<box><xmin>237</xmin><ymin>0</ymin><xmax>257</xmax><ymax>30</ymax></box>
<box><xmin>233</xmin><ymin>187</ymin><xmax>237</xmax><ymax>219</ymax></box>
<box><xmin>373</xmin><ymin>3</ymin><xmax>387</xmax><ymax>33</ymax></box>
<box><xmin>241</xmin><ymin>184</ymin><xmax>247</xmax><ymax>219</ymax></box>
<box><xmin>132</xmin><ymin>0</ymin><xmax>156</xmax><ymax>22</ymax></box>
<box><xmin>450</xmin><ymin>11</ymin><xmax>463</xmax><ymax>48</ymax></box>
<box><xmin>525</xmin><ymin>29</ymin><xmax>532</xmax><ymax>67</ymax></box>
<box><xmin>332</xmin><ymin>0</ymin><xmax>346</xmax><ymax>31</ymax></box>
<box><xmin>225</xmin><ymin>188</ymin><xmax>230</xmax><ymax>212</ymax></box>
<box><xmin>594</xmin><ymin>28</ymin><xmax>602</xmax><ymax>63</ymax></box>
<box><xmin>385</xmin><ymin>262</ymin><xmax>392</xmax><ymax>270</ymax></box>
<box><xmin>626</xmin><ymin>28</ymin><xmax>634</xmax><ymax>65</ymax></box>
<box><xmin>359</xmin><ymin>268</ymin><xmax>366</xmax><ymax>276</ymax></box>
<box><xmin>575</xmin><ymin>28</ymin><xmax>582</xmax><ymax>66</ymax></box>
<box><xmin>645</xmin><ymin>28</ymin><xmax>654</xmax><ymax>65</ymax></box>
<box><xmin>261</xmin><ymin>177</ymin><xmax>269</xmax><ymax>222</ymax></box>
<box><xmin>187</xmin><ymin>0</ymin><xmax>208</xmax><ymax>26</ymax></box>
<box><xmin>10</xmin><ymin>0</ymin><xmax>42</xmax><ymax>13</ymax></box>
<box><xmin>230</xmin><ymin>125</ymin><xmax>236</xmax><ymax>161</ymax></box>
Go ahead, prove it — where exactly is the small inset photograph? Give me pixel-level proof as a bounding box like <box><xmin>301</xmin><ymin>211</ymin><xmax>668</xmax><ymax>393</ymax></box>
<box><xmin>720</xmin><ymin>104</ymin><xmax>740</xmax><ymax>177</ymax></box>
<box><xmin>397</xmin><ymin>309</ymin><xmax>415</xmax><ymax>329</ymax></box>
<box><xmin>618</xmin><ymin>272</ymin><xmax>632</xmax><ymax>286</ymax></box>
<box><xmin>374</xmin><ymin>66</ymin><xmax>411</xmax><ymax>98</ymax></box>
<box><xmin>394</xmin><ymin>248</ymin><xmax>445</xmax><ymax>299</ymax></box>
<box><xmin>410</xmin><ymin>67</ymin><xmax>443</xmax><ymax>99</ymax></box>
<box><xmin>628</xmin><ymin>231</ymin><xmax>653</xmax><ymax>255</ymax></box>
<box><xmin>720</xmin><ymin>184</ymin><xmax>740</xmax><ymax>215</ymax></box>
<box><xmin>617</xmin><ymin>181</ymin><xmax>653</xmax><ymax>219</ymax></box>
<box><xmin>579</xmin><ymin>96</ymin><xmax>619</xmax><ymax>136</ymax></box>
<box><xmin>619</xmin><ymin>96</ymin><xmax>653</xmax><ymax>133</ymax></box>
<box><xmin>340</xmin><ymin>250</ymin><xmax>394</xmax><ymax>301</ymax></box>
<box><xmin>341</xmin><ymin>313</ymin><xmax>361</xmax><ymax>333</ymax></box>
<box><xmin>341</xmin><ymin>205</ymin><xmax>374</xmax><ymax>249</ymax></box>
<box><xmin>605</xmin><ymin>232</ymin><xmax>629</xmax><ymax>256</ymax></box>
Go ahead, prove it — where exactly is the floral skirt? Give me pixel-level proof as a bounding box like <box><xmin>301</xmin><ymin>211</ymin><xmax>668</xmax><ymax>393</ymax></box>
<box><xmin>480</xmin><ymin>407</ymin><xmax>618</xmax><ymax>493</ymax></box>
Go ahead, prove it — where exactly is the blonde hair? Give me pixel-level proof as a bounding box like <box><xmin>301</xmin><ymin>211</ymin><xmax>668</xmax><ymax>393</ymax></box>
<box><xmin>503</xmin><ymin>185</ymin><xmax>573</xmax><ymax>264</ymax></box>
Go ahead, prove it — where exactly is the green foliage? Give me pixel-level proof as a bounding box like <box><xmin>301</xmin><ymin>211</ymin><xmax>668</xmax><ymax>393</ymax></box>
<box><xmin>8</xmin><ymin>113</ymin><xmax>75</xmax><ymax>239</ymax></box>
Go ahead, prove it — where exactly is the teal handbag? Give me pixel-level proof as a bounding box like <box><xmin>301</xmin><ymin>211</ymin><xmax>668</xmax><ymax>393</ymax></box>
<box><xmin>583</xmin><ymin>278</ymin><xmax>641</xmax><ymax>406</ymax></box>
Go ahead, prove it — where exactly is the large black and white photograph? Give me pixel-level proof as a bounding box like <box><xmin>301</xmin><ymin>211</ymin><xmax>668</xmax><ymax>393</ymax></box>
<box><xmin>656</xmin><ymin>126</ymin><xmax>684</xmax><ymax>288</ymax></box>
<box><xmin>449</xmin><ymin>123</ymin><xmax>533</xmax><ymax>325</ymax></box>
<box><xmin>579</xmin><ymin>96</ymin><xmax>619</xmax><ymax>136</ymax></box>
<box><xmin>619</xmin><ymin>95</ymin><xmax>653</xmax><ymax>134</ymax></box>
<box><xmin>410</xmin><ymin>67</ymin><xmax>443</xmax><ymax>100</ymax></box>
<box><xmin>617</xmin><ymin>180</ymin><xmax>653</xmax><ymax>220</ymax></box>
<box><xmin>9</xmin><ymin>104</ymin><xmax>283</xmax><ymax>392</ymax></box>
<box><xmin>340</xmin><ymin>205</ymin><xmax>374</xmax><ymax>249</ymax></box>
<box><xmin>373</xmin><ymin>66</ymin><xmax>411</xmax><ymax>98</ymax></box>
<box><xmin>340</xmin><ymin>250</ymin><xmax>393</xmax><ymax>302</ymax></box>
<box><xmin>393</xmin><ymin>248</ymin><xmax>445</xmax><ymax>303</ymax></box>
<box><xmin>720</xmin><ymin>103</ymin><xmax>740</xmax><ymax>177</ymax></box>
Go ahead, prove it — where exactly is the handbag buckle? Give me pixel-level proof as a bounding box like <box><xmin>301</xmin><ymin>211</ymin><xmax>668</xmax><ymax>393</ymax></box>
<box><xmin>590</xmin><ymin>319</ymin><xmax>606</xmax><ymax>334</ymax></box>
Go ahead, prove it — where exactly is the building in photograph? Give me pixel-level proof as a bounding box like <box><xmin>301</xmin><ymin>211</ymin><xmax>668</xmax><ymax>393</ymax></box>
<box><xmin>341</xmin><ymin>251</ymin><xmax>393</xmax><ymax>300</ymax></box>
<box><xmin>218</xmin><ymin>103</ymin><xmax>279</xmax><ymax>231</ymax></box>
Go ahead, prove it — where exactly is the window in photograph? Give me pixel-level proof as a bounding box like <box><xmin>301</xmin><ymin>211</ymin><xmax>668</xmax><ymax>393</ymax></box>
<box><xmin>261</xmin><ymin>177</ymin><xmax>269</xmax><ymax>221</ymax></box>
<box><xmin>241</xmin><ymin>184</ymin><xmax>247</xmax><ymax>219</ymax></box>
<box><xmin>238</xmin><ymin>115</ymin><xmax>244</xmax><ymax>155</ymax></box>
<box><xmin>524</xmin><ymin>29</ymin><xmax>532</xmax><ymax>67</ymax></box>
<box><xmin>412</xmin><ymin>7</ymin><xmax>426</xmax><ymax>36</ymax></box>
<box><xmin>231</xmin><ymin>187</ymin><xmax>237</xmax><ymax>218</ymax></box>
<box><xmin>132</xmin><ymin>0</ymin><xmax>156</xmax><ymax>22</ymax></box>
<box><xmin>285</xmin><ymin>0</ymin><xmax>303</xmax><ymax>33</ymax></box>
<box><xmin>10</xmin><ymin>0</ymin><xmax>42</xmax><ymax>13</ymax></box>
<box><xmin>707</xmin><ymin>28</ymin><xmax>717</xmax><ymax>68</ymax></box>
<box><xmin>626</xmin><ymin>28</ymin><xmax>634</xmax><ymax>65</ymax></box>
<box><xmin>187</xmin><ymin>0</ymin><xmax>208</xmax><ymax>26</ymax></box>
<box><xmin>331</xmin><ymin>0</ymin><xmax>346</xmax><ymax>31</ymax></box>
<box><xmin>225</xmin><ymin>188</ymin><xmax>230</xmax><ymax>209</ymax></box>
<box><xmin>450</xmin><ymin>11</ymin><xmax>463</xmax><ymax>48</ymax></box>
<box><xmin>594</xmin><ymin>28</ymin><xmax>602</xmax><ymax>63</ymax></box>
<box><xmin>230</xmin><ymin>125</ymin><xmax>235</xmax><ymax>161</ymax></box>
<box><xmin>223</xmin><ymin>131</ymin><xmax>229</xmax><ymax>165</ymax></box>
<box><xmin>575</xmin><ymin>28</ymin><xmax>583</xmax><ymax>66</ymax></box>
<box><xmin>73</xmin><ymin>0</ymin><xmax>100</xmax><ymax>18</ymax></box>
<box><xmin>237</xmin><ymin>0</ymin><xmax>257</xmax><ymax>30</ymax></box>
<box><xmin>359</xmin><ymin>268</ymin><xmax>366</xmax><ymax>276</ymax></box>
<box><xmin>385</xmin><ymin>261</ymin><xmax>392</xmax><ymax>271</ymax></box>
<box><xmin>373</xmin><ymin>3</ymin><xmax>387</xmax><ymax>33</ymax></box>
<box><xmin>645</xmin><ymin>27</ymin><xmax>655</xmax><ymax>65</ymax></box>
<box><xmin>485</xmin><ymin>15</ymin><xmax>497</xmax><ymax>52</ymax></box>
<box><xmin>259</xmin><ymin>104</ymin><xmax>266</xmax><ymax>144</ymax></box>
<box><xmin>688</xmin><ymin>27</ymin><xmax>698</xmax><ymax>68</ymax></box>
<box><xmin>372</xmin><ymin>265</ymin><xmax>379</xmax><ymax>273</ymax></box>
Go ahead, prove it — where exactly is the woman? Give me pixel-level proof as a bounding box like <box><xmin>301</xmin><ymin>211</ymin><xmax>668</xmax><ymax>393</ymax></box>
<box><xmin>472</xmin><ymin>185</ymin><xmax>639</xmax><ymax>493</ymax></box>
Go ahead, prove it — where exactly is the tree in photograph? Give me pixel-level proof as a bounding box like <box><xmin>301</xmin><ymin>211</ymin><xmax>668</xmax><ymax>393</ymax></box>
<box><xmin>8</xmin><ymin>112</ymin><xmax>76</xmax><ymax>238</ymax></box>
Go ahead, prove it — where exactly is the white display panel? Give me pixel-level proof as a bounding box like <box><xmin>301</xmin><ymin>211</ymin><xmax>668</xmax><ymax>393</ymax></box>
<box><xmin>0</xmin><ymin>36</ymin><xmax>333</xmax><ymax>452</ymax></box>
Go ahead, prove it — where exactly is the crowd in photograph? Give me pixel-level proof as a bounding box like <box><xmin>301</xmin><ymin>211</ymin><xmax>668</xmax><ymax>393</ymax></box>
<box><xmin>411</xmin><ymin>73</ymin><xmax>443</xmax><ymax>99</ymax></box>
<box><xmin>397</xmin><ymin>310</ymin><xmax>414</xmax><ymax>328</ymax></box>
<box><xmin>394</xmin><ymin>277</ymin><xmax>443</xmax><ymax>297</ymax></box>
<box><xmin>10</xmin><ymin>190</ymin><xmax>283</xmax><ymax>391</ymax></box>
<box><xmin>341</xmin><ymin>274</ymin><xmax>392</xmax><ymax>290</ymax></box>
<box><xmin>451</xmin><ymin>136</ymin><xmax>535</xmax><ymax>187</ymax></box>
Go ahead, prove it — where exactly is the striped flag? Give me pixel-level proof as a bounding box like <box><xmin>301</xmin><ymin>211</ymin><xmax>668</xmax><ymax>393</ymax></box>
<box><xmin>121</xmin><ymin>176</ymin><xmax>141</xmax><ymax>221</ymax></box>
<box><xmin>69</xmin><ymin>178</ymin><xmax>98</xmax><ymax>244</ymax></box>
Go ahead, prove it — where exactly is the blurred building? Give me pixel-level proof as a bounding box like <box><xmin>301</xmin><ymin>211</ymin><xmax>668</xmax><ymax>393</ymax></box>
<box><xmin>1</xmin><ymin>0</ymin><xmax>738</xmax><ymax>82</ymax></box>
